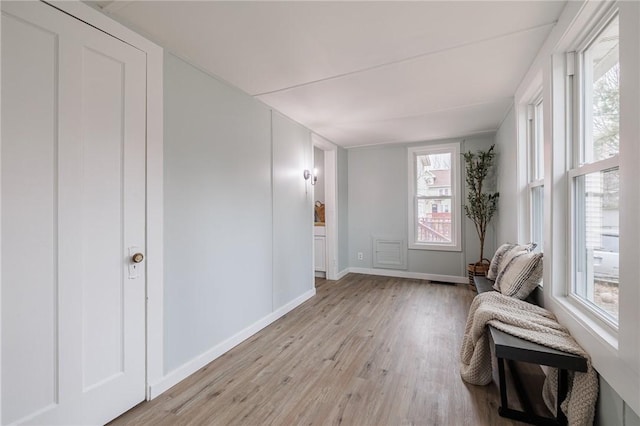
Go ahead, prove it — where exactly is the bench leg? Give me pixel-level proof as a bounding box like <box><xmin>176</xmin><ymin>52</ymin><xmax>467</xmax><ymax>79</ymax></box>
<box><xmin>508</xmin><ymin>360</ymin><xmax>535</xmax><ymax>415</ymax></box>
<box><xmin>496</xmin><ymin>358</ymin><xmax>566</xmax><ymax>426</ymax></box>
<box><xmin>556</xmin><ymin>369</ymin><xmax>568</xmax><ymax>426</ymax></box>
<box><xmin>497</xmin><ymin>357</ymin><xmax>508</xmax><ymax>410</ymax></box>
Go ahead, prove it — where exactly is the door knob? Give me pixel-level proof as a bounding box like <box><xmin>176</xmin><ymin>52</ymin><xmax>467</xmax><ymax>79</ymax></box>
<box><xmin>132</xmin><ymin>253</ymin><xmax>144</xmax><ymax>263</ymax></box>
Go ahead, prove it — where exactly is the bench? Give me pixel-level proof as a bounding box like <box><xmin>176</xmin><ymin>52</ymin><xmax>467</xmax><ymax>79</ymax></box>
<box><xmin>473</xmin><ymin>276</ymin><xmax>588</xmax><ymax>426</ymax></box>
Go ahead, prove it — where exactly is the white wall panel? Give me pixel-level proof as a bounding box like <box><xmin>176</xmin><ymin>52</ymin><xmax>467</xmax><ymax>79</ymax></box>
<box><xmin>1</xmin><ymin>13</ymin><xmax>58</xmax><ymax>423</ymax></box>
<box><xmin>372</xmin><ymin>237</ymin><xmax>406</xmax><ymax>270</ymax></box>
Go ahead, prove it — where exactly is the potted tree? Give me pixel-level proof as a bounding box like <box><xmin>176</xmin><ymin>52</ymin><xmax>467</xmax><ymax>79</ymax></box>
<box><xmin>464</xmin><ymin>144</ymin><xmax>499</xmax><ymax>288</ymax></box>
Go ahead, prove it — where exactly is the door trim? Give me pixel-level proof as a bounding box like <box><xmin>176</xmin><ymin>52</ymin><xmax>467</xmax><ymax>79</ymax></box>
<box><xmin>312</xmin><ymin>134</ymin><xmax>338</xmax><ymax>280</ymax></box>
<box><xmin>42</xmin><ymin>0</ymin><xmax>165</xmax><ymax>402</ymax></box>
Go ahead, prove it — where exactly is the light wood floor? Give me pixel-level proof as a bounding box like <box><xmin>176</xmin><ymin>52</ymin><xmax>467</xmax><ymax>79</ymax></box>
<box><xmin>111</xmin><ymin>274</ymin><xmax>537</xmax><ymax>425</ymax></box>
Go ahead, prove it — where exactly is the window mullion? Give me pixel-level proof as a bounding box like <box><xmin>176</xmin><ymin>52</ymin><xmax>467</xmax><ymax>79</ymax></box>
<box><xmin>569</xmin><ymin>155</ymin><xmax>620</xmax><ymax>179</ymax></box>
<box><xmin>529</xmin><ymin>179</ymin><xmax>544</xmax><ymax>189</ymax></box>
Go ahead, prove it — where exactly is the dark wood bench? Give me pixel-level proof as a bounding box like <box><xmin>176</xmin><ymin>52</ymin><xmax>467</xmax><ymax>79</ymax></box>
<box><xmin>473</xmin><ymin>276</ymin><xmax>588</xmax><ymax>426</ymax></box>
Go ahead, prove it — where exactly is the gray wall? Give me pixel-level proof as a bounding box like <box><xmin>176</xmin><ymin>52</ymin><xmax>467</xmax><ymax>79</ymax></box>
<box><xmin>348</xmin><ymin>144</ymin><xmax>406</xmax><ymax>269</ymax></box>
<box><xmin>272</xmin><ymin>112</ymin><xmax>314</xmax><ymax>308</ymax></box>
<box><xmin>347</xmin><ymin>135</ymin><xmax>497</xmax><ymax>277</ymax></box>
<box><xmin>494</xmin><ymin>105</ymin><xmax>519</xmax><ymax>245</ymax></box>
<box><xmin>313</xmin><ymin>147</ymin><xmax>325</xmax><ymax>204</ymax></box>
<box><xmin>163</xmin><ymin>53</ymin><xmax>312</xmax><ymax>373</ymax></box>
<box><xmin>337</xmin><ymin>147</ymin><xmax>349</xmax><ymax>272</ymax></box>
<box><xmin>597</xmin><ymin>377</ymin><xmax>640</xmax><ymax>426</ymax></box>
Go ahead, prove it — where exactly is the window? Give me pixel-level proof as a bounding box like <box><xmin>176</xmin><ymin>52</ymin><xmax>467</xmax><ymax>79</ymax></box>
<box><xmin>532</xmin><ymin>1</ymin><xmax>640</xmax><ymax>411</ymax></box>
<box><xmin>528</xmin><ymin>96</ymin><xmax>544</xmax><ymax>253</ymax></box>
<box><xmin>569</xmin><ymin>13</ymin><xmax>619</xmax><ymax>324</ymax></box>
<box><xmin>408</xmin><ymin>143</ymin><xmax>461</xmax><ymax>251</ymax></box>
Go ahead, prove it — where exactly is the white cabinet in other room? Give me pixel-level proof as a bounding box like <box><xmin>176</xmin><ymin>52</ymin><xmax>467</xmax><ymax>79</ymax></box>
<box><xmin>314</xmin><ymin>235</ymin><xmax>326</xmax><ymax>272</ymax></box>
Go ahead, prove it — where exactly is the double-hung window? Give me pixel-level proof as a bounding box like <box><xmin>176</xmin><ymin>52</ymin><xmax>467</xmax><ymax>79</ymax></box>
<box><xmin>408</xmin><ymin>143</ymin><xmax>461</xmax><ymax>251</ymax></box>
<box><xmin>528</xmin><ymin>96</ymin><xmax>545</xmax><ymax>253</ymax></box>
<box><xmin>568</xmin><ymin>12</ymin><xmax>620</xmax><ymax>324</ymax></box>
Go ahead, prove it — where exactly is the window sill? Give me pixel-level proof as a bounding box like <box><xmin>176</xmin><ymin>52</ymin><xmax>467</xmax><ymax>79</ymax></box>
<box><xmin>545</xmin><ymin>295</ymin><xmax>640</xmax><ymax>413</ymax></box>
<box><xmin>546</xmin><ymin>294</ymin><xmax>640</xmax><ymax>411</ymax></box>
<box><xmin>550</xmin><ymin>294</ymin><xmax>618</xmax><ymax>351</ymax></box>
<box><xmin>408</xmin><ymin>243</ymin><xmax>462</xmax><ymax>252</ymax></box>
<box><xmin>551</xmin><ymin>291</ymin><xmax>640</xmax><ymax>415</ymax></box>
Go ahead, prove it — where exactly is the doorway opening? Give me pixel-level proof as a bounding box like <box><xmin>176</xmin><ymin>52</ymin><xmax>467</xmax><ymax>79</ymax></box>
<box><xmin>312</xmin><ymin>135</ymin><xmax>338</xmax><ymax>281</ymax></box>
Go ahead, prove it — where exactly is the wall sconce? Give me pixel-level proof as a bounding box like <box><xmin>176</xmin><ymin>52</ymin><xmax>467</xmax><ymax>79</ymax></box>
<box><xmin>303</xmin><ymin>169</ymin><xmax>318</xmax><ymax>185</ymax></box>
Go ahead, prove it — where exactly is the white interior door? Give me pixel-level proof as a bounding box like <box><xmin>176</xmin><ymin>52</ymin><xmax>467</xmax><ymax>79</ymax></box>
<box><xmin>1</xmin><ymin>2</ymin><xmax>146</xmax><ymax>424</ymax></box>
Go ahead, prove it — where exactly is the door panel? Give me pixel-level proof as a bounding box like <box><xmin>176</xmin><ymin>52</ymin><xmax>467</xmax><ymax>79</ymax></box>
<box><xmin>80</xmin><ymin>46</ymin><xmax>128</xmax><ymax>391</ymax></box>
<box><xmin>1</xmin><ymin>2</ymin><xmax>147</xmax><ymax>424</ymax></box>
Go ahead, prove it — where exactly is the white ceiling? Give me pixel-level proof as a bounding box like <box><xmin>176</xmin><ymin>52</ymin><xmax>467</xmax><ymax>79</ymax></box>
<box><xmin>97</xmin><ymin>1</ymin><xmax>566</xmax><ymax>148</ymax></box>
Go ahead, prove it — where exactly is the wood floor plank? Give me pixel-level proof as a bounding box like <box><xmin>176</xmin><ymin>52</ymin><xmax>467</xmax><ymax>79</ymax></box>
<box><xmin>110</xmin><ymin>274</ymin><xmax>534</xmax><ymax>425</ymax></box>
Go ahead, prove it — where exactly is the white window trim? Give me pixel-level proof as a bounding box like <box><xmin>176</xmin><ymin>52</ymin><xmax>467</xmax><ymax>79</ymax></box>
<box><xmin>528</xmin><ymin>180</ymin><xmax>544</xmax><ymax>190</ymax></box>
<box><xmin>566</xmin><ymin>7</ymin><xmax>621</xmax><ymax>330</ymax></box>
<box><xmin>529</xmin><ymin>95</ymin><xmax>545</xmax><ymax>183</ymax></box>
<box><xmin>540</xmin><ymin>0</ymin><xmax>640</xmax><ymax>415</ymax></box>
<box><xmin>527</xmin><ymin>180</ymin><xmax>544</xmax><ymax>249</ymax></box>
<box><xmin>527</xmin><ymin>93</ymin><xmax>545</xmax><ymax>248</ymax></box>
<box><xmin>567</xmin><ymin>158</ymin><xmax>620</xmax><ymax>337</ymax></box>
<box><xmin>407</xmin><ymin>142</ymin><xmax>462</xmax><ymax>252</ymax></box>
<box><xmin>547</xmin><ymin>43</ymin><xmax>627</xmax><ymax>396</ymax></box>
<box><xmin>568</xmin><ymin>155</ymin><xmax>619</xmax><ymax>180</ymax></box>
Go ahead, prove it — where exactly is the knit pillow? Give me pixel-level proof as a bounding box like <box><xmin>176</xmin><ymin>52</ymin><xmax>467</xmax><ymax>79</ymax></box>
<box><xmin>492</xmin><ymin>247</ymin><xmax>527</xmax><ymax>291</ymax></box>
<box><xmin>488</xmin><ymin>242</ymin><xmax>536</xmax><ymax>288</ymax></box>
<box><xmin>497</xmin><ymin>252</ymin><xmax>543</xmax><ymax>299</ymax></box>
<box><xmin>487</xmin><ymin>243</ymin><xmax>517</xmax><ymax>280</ymax></box>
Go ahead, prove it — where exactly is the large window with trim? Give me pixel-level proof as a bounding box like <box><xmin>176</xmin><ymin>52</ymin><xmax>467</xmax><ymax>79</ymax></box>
<box><xmin>528</xmin><ymin>95</ymin><xmax>544</xmax><ymax>253</ymax></box>
<box><xmin>408</xmin><ymin>143</ymin><xmax>461</xmax><ymax>251</ymax></box>
<box><xmin>569</xmin><ymin>12</ymin><xmax>619</xmax><ymax>324</ymax></box>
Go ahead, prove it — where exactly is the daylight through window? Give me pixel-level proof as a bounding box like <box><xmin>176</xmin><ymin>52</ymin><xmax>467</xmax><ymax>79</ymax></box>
<box><xmin>570</xmin><ymin>14</ymin><xmax>620</xmax><ymax>323</ymax></box>
<box><xmin>408</xmin><ymin>143</ymin><xmax>461</xmax><ymax>251</ymax></box>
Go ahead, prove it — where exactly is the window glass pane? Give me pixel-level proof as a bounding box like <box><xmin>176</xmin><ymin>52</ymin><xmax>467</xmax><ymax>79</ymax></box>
<box><xmin>416</xmin><ymin>199</ymin><xmax>452</xmax><ymax>243</ymax></box>
<box><xmin>583</xmin><ymin>16</ymin><xmax>619</xmax><ymax>164</ymax></box>
<box><xmin>410</xmin><ymin>144</ymin><xmax>461</xmax><ymax>250</ymax></box>
<box><xmin>416</xmin><ymin>153</ymin><xmax>451</xmax><ymax>197</ymax></box>
<box><xmin>531</xmin><ymin>185</ymin><xmax>544</xmax><ymax>252</ymax></box>
<box><xmin>574</xmin><ymin>168</ymin><xmax>619</xmax><ymax>321</ymax></box>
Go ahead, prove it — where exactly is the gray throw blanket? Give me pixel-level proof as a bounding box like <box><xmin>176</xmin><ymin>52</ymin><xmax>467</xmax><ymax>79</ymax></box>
<box><xmin>460</xmin><ymin>291</ymin><xmax>598</xmax><ymax>425</ymax></box>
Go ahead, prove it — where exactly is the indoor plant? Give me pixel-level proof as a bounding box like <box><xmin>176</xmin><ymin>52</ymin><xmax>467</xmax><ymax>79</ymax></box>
<box><xmin>464</xmin><ymin>144</ymin><xmax>499</xmax><ymax>284</ymax></box>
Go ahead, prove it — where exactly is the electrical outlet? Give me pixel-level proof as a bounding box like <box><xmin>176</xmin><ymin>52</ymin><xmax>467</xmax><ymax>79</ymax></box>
<box><xmin>357</xmin><ymin>252</ymin><xmax>364</xmax><ymax>261</ymax></box>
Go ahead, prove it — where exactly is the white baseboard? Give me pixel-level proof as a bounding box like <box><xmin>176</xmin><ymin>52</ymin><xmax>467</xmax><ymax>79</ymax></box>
<box><xmin>335</xmin><ymin>268</ymin><xmax>350</xmax><ymax>280</ymax></box>
<box><xmin>347</xmin><ymin>267</ymin><xmax>468</xmax><ymax>284</ymax></box>
<box><xmin>147</xmin><ymin>288</ymin><xmax>316</xmax><ymax>399</ymax></box>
